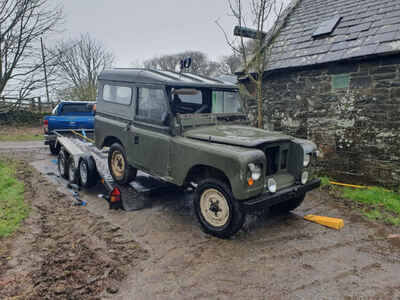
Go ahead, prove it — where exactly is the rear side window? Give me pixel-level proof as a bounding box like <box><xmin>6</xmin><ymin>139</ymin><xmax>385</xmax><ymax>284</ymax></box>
<box><xmin>137</xmin><ymin>88</ymin><xmax>168</xmax><ymax>123</ymax></box>
<box><xmin>103</xmin><ymin>84</ymin><xmax>132</xmax><ymax>105</ymax></box>
<box><xmin>60</xmin><ymin>104</ymin><xmax>92</xmax><ymax>114</ymax></box>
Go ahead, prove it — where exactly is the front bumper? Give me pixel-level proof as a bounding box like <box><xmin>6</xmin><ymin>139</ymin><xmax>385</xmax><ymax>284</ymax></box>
<box><xmin>242</xmin><ymin>178</ymin><xmax>321</xmax><ymax>211</ymax></box>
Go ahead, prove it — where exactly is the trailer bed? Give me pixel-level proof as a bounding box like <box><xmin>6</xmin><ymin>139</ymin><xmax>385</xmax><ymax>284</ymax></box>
<box><xmin>55</xmin><ymin>131</ymin><xmax>174</xmax><ymax>211</ymax></box>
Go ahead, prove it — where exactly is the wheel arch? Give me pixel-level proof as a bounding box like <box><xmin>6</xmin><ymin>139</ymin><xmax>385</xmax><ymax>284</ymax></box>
<box><xmin>102</xmin><ymin>136</ymin><xmax>123</xmax><ymax>148</ymax></box>
<box><xmin>184</xmin><ymin>164</ymin><xmax>232</xmax><ymax>190</ymax></box>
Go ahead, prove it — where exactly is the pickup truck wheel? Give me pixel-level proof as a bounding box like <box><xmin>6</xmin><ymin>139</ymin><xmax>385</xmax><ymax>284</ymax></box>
<box><xmin>67</xmin><ymin>156</ymin><xmax>78</xmax><ymax>184</ymax></box>
<box><xmin>58</xmin><ymin>150</ymin><xmax>69</xmax><ymax>179</ymax></box>
<box><xmin>271</xmin><ymin>194</ymin><xmax>306</xmax><ymax>213</ymax></box>
<box><xmin>108</xmin><ymin>143</ymin><xmax>137</xmax><ymax>185</ymax></box>
<box><xmin>79</xmin><ymin>156</ymin><xmax>98</xmax><ymax>188</ymax></box>
<box><xmin>194</xmin><ymin>179</ymin><xmax>245</xmax><ymax>239</ymax></box>
<box><xmin>49</xmin><ymin>142</ymin><xmax>60</xmax><ymax>155</ymax></box>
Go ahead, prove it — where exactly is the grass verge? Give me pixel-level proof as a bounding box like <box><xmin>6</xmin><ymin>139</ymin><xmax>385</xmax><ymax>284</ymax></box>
<box><xmin>320</xmin><ymin>177</ymin><xmax>400</xmax><ymax>226</ymax></box>
<box><xmin>0</xmin><ymin>126</ymin><xmax>43</xmax><ymax>142</ymax></box>
<box><xmin>0</xmin><ymin>160</ymin><xmax>29</xmax><ymax>237</ymax></box>
<box><xmin>0</xmin><ymin>134</ymin><xmax>43</xmax><ymax>142</ymax></box>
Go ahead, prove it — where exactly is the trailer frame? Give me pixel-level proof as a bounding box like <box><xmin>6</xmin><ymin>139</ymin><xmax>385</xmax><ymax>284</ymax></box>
<box><xmin>54</xmin><ymin>130</ymin><xmax>174</xmax><ymax>211</ymax></box>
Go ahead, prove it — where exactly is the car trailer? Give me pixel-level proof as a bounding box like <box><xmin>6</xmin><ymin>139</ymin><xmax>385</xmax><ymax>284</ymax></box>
<box><xmin>54</xmin><ymin>130</ymin><xmax>173</xmax><ymax>211</ymax></box>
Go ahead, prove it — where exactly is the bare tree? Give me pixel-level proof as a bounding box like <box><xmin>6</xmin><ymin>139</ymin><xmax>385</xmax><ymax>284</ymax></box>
<box><xmin>217</xmin><ymin>0</ymin><xmax>286</xmax><ymax>128</ymax></box>
<box><xmin>52</xmin><ymin>34</ymin><xmax>115</xmax><ymax>101</ymax></box>
<box><xmin>218</xmin><ymin>53</ymin><xmax>242</xmax><ymax>74</ymax></box>
<box><xmin>143</xmin><ymin>50</ymin><xmax>222</xmax><ymax>77</ymax></box>
<box><xmin>0</xmin><ymin>0</ymin><xmax>62</xmax><ymax>97</ymax></box>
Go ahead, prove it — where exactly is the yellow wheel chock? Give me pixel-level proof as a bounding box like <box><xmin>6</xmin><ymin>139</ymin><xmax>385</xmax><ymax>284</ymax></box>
<box><xmin>304</xmin><ymin>215</ymin><xmax>344</xmax><ymax>230</ymax></box>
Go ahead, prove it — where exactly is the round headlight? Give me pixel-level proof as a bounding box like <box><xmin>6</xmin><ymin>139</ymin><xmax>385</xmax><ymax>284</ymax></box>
<box><xmin>303</xmin><ymin>154</ymin><xmax>311</xmax><ymax>167</ymax></box>
<box><xmin>267</xmin><ymin>178</ymin><xmax>277</xmax><ymax>193</ymax></box>
<box><xmin>248</xmin><ymin>163</ymin><xmax>262</xmax><ymax>181</ymax></box>
<box><xmin>301</xmin><ymin>171</ymin><xmax>309</xmax><ymax>185</ymax></box>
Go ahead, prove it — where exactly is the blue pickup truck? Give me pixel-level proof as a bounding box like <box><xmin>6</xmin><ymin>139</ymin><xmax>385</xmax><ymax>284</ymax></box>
<box><xmin>44</xmin><ymin>101</ymin><xmax>95</xmax><ymax>154</ymax></box>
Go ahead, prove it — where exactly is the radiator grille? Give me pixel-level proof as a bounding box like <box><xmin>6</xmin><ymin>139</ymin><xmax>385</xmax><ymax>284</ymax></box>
<box><xmin>264</xmin><ymin>144</ymin><xmax>289</xmax><ymax>176</ymax></box>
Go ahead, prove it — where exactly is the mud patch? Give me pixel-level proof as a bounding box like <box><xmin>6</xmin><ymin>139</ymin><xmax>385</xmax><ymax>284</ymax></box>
<box><xmin>0</xmin><ymin>157</ymin><xmax>148</xmax><ymax>299</ymax></box>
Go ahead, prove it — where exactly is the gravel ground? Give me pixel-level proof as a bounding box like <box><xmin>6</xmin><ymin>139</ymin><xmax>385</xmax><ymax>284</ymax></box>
<box><xmin>1</xmin><ymin>142</ymin><xmax>400</xmax><ymax>299</ymax></box>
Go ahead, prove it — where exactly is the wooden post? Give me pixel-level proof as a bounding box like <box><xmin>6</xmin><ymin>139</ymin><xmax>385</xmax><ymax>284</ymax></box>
<box><xmin>38</xmin><ymin>96</ymin><xmax>42</xmax><ymax>112</ymax></box>
<box><xmin>41</xmin><ymin>38</ymin><xmax>50</xmax><ymax>104</ymax></box>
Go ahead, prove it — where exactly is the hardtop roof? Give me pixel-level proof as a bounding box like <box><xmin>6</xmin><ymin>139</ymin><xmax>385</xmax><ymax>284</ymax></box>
<box><xmin>98</xmin><ymin>68</ymin><xmax>238</xmax><ymax>90</ymax></box>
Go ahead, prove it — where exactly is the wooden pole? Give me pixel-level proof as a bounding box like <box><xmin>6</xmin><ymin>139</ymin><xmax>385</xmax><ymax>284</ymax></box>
<box><xmin>38</xmin><ymin>96</ymin><xmax>42</xmax><ymax>112</ymax></box>
<box><xmin>41</xmin><ymin>37</ymin><xmax>50</xmax><ymax>104</ymax></box>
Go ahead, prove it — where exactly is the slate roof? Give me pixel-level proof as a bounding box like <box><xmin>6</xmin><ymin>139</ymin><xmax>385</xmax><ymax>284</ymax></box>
<box><xmin>266</xmin><ymin>0</ymin><xmax>400</xmax><ymax>71</ymax></box>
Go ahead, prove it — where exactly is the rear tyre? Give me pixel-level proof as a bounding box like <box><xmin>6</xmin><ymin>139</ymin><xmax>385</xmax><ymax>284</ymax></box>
<box><xmin>49</xmin><ymin>141</ymin><xmax>60</xmax><ymax>155</ymax></box>
<box><xmin>271</xmin><ymin>194</ymin><xmax>306</xmax><ymax>213</ymax></box>
<box><xmin>67</xmin><ymin>156</ymin><xmax>78</xmax><ymax>184</ymax></box>
<box><xmin>108</xmin><ymin>143</ymin><xmax>137</xmax><ymax>185</ymax></box>
<box><xmin>79</xmin><ymin>156</ymin><xmax>98</xmax><ymax>188</ymax></box>
<box><xmin>58</xmin><ymin>150</ymin><xmax>68</xmax><ymax>179</ymax></box>
<box><xmin>194</xmin><ymin>178</ymin><xmax>245</xmax><ymax>239</ymax></box>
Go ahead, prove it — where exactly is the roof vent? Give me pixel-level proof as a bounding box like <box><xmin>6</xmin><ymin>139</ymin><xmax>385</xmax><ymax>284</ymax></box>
<box><xmin>313</xmin><ymin>15</ymin><xmax>342</xmax><ymax>38</ymax></box>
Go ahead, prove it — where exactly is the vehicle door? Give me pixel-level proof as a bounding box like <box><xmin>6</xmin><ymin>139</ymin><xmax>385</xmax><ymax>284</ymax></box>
<box><xmin>128</xmin><ymin>86</ymin><xmax>171</xmax><ymax>178</ymax></box>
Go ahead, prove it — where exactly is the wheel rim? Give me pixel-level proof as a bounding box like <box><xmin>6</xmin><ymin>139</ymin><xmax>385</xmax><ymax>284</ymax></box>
<box><xmin>68</xmin><ymin>160</ymin><xmax>75</xmax><ymax>182</ymax></box>
<box><xmin>59</xmin><ymin>154</ymin><xmax>65</xmax><ymax>175</ymax></box>
<box><xmin>111</xmin><ymin>151</ymin><xmax>125</xmax><ymax>178</ymax></box>
<box><xmin>200</xmin><ymin>188</ymin><xmax>230</xmax><ymax>227</ymax></box>
<box><xmin>80</xmin><ymin>162</ymin><xmax>88</xmax><ymax>184</ymax></box>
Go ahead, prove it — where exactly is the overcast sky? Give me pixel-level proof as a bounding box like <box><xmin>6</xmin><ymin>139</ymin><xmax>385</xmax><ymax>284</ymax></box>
<box><xmin>54</xmin><ymin>1</ymin><xmax>244</xmax><ymax>67</ymax></box>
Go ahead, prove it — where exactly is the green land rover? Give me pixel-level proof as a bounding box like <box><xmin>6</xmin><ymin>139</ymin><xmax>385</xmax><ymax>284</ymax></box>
<box><xmin>95</xmin><ymin>68</ymin><xmax>321</xmax><ymax>238</ymax></box>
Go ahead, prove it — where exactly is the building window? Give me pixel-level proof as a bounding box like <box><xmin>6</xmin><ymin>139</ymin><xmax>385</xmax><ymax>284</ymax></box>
<box><xmin>332</xmin><ymin>74</ymin><xmax>350</xmax><ymax>90</ymax></box>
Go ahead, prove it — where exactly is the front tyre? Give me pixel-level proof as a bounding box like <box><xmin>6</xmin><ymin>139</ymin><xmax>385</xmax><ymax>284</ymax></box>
<box><xmin>108</xmin><ymin>143</ymin><xmax>137</xmax><ymax>185</ymax></box>
<box><xmin>194</xmin><ymin>179</ymin><xmax>245</xmax><ymax>239</ymax></box>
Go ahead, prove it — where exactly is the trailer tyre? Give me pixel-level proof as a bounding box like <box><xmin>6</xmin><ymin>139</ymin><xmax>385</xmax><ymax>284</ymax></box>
<box><xmin>79</xmin><ymin>156</ymin><xmax>98</xmax><ymax>188</ymax></box>
<box><xmin>49</xmin><ymin>142</ymin><xmax>61</xmax><ymax>155</ymax></box>
<box><xmin>67</xmin><ymin>156</ymin><xmax>78</xmax><ymax>184</ymax></box>
<box><xmin>58</xmin><ymin>150</ymin><xmax>69</xmax><ymax>179</ymax></box>
<box><xmin>108</xmin><ymin>143</ymin><xmax>137</xmax><ymax>185</ymax></box>
<box><xmin>194</xmin><ymin>178</ymin><xmax>245</xmax><ymax>239</ymax></box>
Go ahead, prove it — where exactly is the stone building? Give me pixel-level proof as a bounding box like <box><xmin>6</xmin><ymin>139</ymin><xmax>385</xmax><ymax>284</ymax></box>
<box><xmin>240</xmin><ymin>0</ymin><xmax>400</xmax><ymax>187</ymax></box>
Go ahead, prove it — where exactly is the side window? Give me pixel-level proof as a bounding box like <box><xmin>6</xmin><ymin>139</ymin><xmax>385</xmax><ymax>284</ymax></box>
<box><xmin>137</xmin><ymin>88</ymin><xmax>168</xmax><ymax>124</ymax></box>
<box><xmin>212</xmin><ymin>91</ymin><xmax>242</xmax><ymax>113</ymax></box>
<box><xmin>103</xmin><ymin>84</ymin><xmax>132</xmax><ymax>105</ymax></box>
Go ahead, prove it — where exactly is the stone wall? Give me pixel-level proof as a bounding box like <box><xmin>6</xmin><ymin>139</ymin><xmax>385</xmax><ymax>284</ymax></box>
<box><xmin>243</xmin><ymin>55</ymin><xmax>400</xmax><ymax>188</ymax></box>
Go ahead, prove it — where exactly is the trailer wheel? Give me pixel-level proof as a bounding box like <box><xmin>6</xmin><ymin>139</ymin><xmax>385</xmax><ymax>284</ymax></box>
<box><xmin>58</xmin><ymin>150</ymin><xmax>69</xmax><ymax>179</ymax></box>
<box><xmin>79</xmin><ymin>156</ymin><xmax>98</xmax><ymax>188</ymax></box>
<box><xmin>108</xmin><ymin>143</ymin><xmax>137</xmax><ymax>185</ymax></box>
<box><xmin>194</xmin><ymin>178</ymin><xmax>245</xmax><ymax>239</ymax></box>
<box><xmin>67</xmin><ymin>156</ymin><xmax>78</xmax><ymax>184</ymax></box>
<box><xmin>49</xmin><ymin>141</ymin><xmax>61</xmax><ymax>155</ymax></box>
